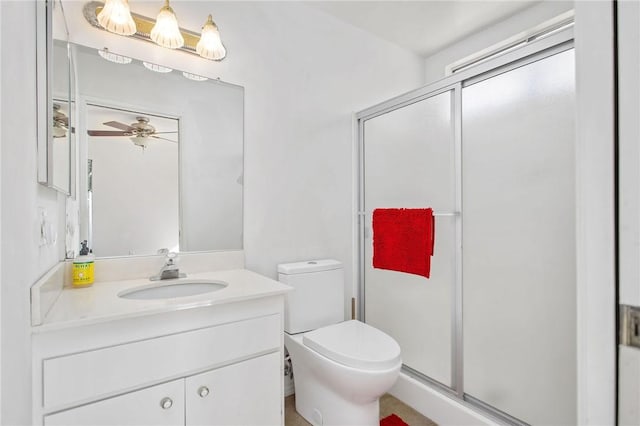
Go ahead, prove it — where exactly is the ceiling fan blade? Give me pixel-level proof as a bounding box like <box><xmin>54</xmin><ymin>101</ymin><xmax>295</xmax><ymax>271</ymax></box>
<box><xmin>102</xmin><ymin>121</ymin><xmax>135</xmax><ymax>131</ymax></box>
<box><xmin>153</xmin><ymin>131</ymin><xmax>179</xmax><ymax>134</ymax></box>
<box><xmin>150</xmin><ymin>135</ymin><xmax>178</xmax><ymax>143</ymax></box>
<box><xmin>87</xmin><ymin>130</ymin><xmax>130</xmax><ymax>136</ymax></box>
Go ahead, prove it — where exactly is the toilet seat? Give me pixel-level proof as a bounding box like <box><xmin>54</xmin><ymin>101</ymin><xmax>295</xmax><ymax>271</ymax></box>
<box><xmin>302</xmin><ymin>320</ymin><xmax>401</xmax><ymax>371</ymax></box>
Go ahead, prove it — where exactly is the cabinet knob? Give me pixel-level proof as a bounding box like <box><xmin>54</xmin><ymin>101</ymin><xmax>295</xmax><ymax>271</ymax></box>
<box><xmin>198</xmin><ymin>386</ymin><xmax>210</xmax><ymax>398</ymax></box>
<box><xmin>160</xmin><ymin>397</ymin><xmax>173</xmax><ymax>410</ymax></box>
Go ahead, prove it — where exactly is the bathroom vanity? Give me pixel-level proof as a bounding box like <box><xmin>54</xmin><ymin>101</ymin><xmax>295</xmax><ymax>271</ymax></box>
<box><xmin>30</xmin><ymin>254</ymin><xmax>291</xmax><ymax>426</ymax></box>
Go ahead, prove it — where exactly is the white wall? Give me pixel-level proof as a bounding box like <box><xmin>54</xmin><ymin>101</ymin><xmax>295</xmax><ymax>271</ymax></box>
<box><xmin>0</xmin><ymin>1</ymin><xmax>424</xmax><ymax>422</ymax></box>
<box><xmin>422</xmin><ymin>1</ymin><xmax>573</xmax><ymax>84</ymax></box>
<box><xmin>0</xmin><ymin>2</ymin><xmax>66</xmax><ymax>424</ymax></box>
<box><xmin>63</xmin><ymin>1</ymin><xmax>425</xmax><ymax>317</ymax></box>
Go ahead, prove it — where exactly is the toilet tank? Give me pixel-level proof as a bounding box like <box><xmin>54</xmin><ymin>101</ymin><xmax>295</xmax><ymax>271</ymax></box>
<box><xmin>278</xmin><ymin>259</ymin><xmax>344</xmax><ymax>334</ymax></box>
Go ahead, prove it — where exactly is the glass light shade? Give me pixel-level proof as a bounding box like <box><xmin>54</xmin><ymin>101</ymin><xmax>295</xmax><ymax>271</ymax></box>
<box><xmin>142</xmin><ymin>62</ymin><xmax>173</xmax><ymax>73</ymax></box>
<box><xmin>98</xmin><ymin>48</ymin><xmax>132</xmax><ymax>64</ymax></box>
<box><xmin>130</xmin><ymin>136</ymin><xmax>150</xmax><ymax>148</ymax></box>
<box><xmin>150</xmin><ymin>0</ymin><xmax>184</xmax><ymax>49</ymax></box>
<box><xmin>182</xmin><ymin>72</ymin><xmax>208</xmax><ymax>82</ymax></box>
<box><xmin>97</xmin><ymin>0</ymin><xmax>137</xmax><ymax>36</ymax></box>
<box><xmin>196</xmin><ymin>15</ymin><xmax>226</xmax><ymax>60</ymax></box>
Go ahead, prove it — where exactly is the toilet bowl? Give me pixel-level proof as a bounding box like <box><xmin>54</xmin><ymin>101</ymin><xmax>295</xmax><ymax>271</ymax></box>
<box><xmin>278</xmin><ymin>260</ymin><xmax>402</xmax><ymax>426</ymax></box>
<box><xmin>285</xmin><ymin>320</ymin><xmax>401</xmax><ymax>426</ymax></box>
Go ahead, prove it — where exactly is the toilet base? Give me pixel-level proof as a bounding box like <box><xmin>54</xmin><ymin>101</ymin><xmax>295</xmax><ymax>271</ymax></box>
<box><xmin>285</xmin><ymin>332</ymin><xmax>401</xmax><ymax>426</ymax></box>
<box><xmin>294</xmin><ymin>382</ymin><xmax>380</xmax><ymax>426</ymax></box>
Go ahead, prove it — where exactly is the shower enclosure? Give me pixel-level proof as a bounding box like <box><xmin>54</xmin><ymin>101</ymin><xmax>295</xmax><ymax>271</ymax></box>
<box><xmin>357</xmin><ymin>29</ymin><xmax>575</xmax><ymax>425</ymax></box>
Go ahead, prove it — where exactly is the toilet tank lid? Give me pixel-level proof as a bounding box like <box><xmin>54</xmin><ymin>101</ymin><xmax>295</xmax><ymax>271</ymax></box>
<box><xmin>278</xmin><ymin>259</ymin><xmax>342</xmax><ymax>275</ymax></box>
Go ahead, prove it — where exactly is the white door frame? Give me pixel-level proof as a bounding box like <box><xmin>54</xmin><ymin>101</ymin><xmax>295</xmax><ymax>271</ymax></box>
<box><xmin>574</xmin><ymin>2</ymin><xmax>617</xmax><ymax>424</ymax></box>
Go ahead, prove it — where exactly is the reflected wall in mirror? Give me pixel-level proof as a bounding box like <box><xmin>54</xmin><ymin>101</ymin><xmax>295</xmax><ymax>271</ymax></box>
<box><xmin>52</xmin><ymin>39</ymin><xmax>72</xmax><ymax>192</ymax></box>
<box><xmin>37</xmin><ymin>0</ymin><xmax>74</xmax><ymax>195</ymax></box>
<box><xmin>73</xmin><ymin>43</ymin><xmax>244</xmax><ymax>258</ymax></box>
<box><xmin>86</xmin><ymin>105</ymin><xmax>179</xmax><ymax>256</ymax></box>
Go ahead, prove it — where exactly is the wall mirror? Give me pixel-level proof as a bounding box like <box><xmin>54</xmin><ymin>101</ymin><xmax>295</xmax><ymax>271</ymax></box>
<box><xmin>37</xmin><ymin>0</ymin><xmax>74</xmax><ymax>195</ymax></box>
<box><xmin>72</xmin><ymin>42</ymin><xmax>244</xmax><ymax>258</ymax></box>
<box><xmin>85</xmin><ymin>104</ymin><xmax>180</xmax><ymax>257</ymax></box>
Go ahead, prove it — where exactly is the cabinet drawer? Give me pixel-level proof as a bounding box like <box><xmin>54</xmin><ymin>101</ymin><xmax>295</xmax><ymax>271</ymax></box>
<box><xmin>43</xmin><ymin>314</ymin><xmax>280</xmax><ymax>410</ymax></box>
<box><xmin>44</xmin><ymin>379</ymin><xmax>184</xmax><ymax>426</ymax></box>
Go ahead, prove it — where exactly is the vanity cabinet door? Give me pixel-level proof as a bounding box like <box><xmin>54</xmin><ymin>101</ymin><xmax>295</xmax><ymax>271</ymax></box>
<box><xmin>44</xmin><ymin>379</ymin><xmax>184</xmax><ymax>426</ymax></box>
<box><xmin>186</xmin><ymin>352</ymin><xmax>282</xmax><ymax>426</ymax></box>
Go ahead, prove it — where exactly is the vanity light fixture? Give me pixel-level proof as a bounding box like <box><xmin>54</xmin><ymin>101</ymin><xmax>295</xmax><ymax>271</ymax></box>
<box><xmin>84</xmin><ymin>2</ymin><xmax>228</xmax><ymax>61</ymax></box>
<box><xmin>196</xmin><ymin>15</ymin><xmax>226</xmax><ymax>61</ymax></box>
<box><xmin>96</xmin><ymin>0</ymin><xmax>136</xmax><ymax>36</ymax></box>
<box><xmin>150</xmin><ymin>0</ymin><xmax>184</xmax><ymax>49</ymax></box>
<box><xmin>182</xmin><ymin>72</ymin><xmax>208</xmax><ymax>82</ymax></box>
<box><xmin>143</xmin><ymin>61</ymin><xmax>173</xmax><ymax>73</ymax></box>
<box><xmin>97</xmin><ymin>48</ymin><xmax>132</xmax><ymax>64</ymax></box>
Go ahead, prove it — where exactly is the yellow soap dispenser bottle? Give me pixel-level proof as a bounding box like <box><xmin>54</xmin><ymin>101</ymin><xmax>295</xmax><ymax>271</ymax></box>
<box><xmin>72</xmin><ymin>240</ymin><xmax>95</xmax><ymax>288</ymax></box>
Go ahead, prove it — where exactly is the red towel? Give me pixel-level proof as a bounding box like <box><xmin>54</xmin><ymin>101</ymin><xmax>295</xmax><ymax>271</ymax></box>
<box><xmin>372</xmin><ymin>208</ymin><xmax>435</xmax><ymax>278</ymax></box>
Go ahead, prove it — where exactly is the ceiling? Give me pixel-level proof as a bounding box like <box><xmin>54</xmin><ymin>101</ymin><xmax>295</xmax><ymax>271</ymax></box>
<box><xmin>304</xmin><ymin>1</ymin><xmax>539</xmax><ymax>57</ymax></box>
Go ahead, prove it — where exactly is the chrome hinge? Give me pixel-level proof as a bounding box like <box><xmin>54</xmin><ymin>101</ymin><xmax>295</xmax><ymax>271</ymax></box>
<box><xmin>620</xmin><ymin>304</ymin><xmax>640</xmax><ymax>349</ymax></box>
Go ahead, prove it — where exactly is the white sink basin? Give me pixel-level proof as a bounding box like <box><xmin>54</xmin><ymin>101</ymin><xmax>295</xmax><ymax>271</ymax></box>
<box><xmin>118</xmin><ymin>280</ymin><xmax>228</xmax><ymax>300</ymax></box>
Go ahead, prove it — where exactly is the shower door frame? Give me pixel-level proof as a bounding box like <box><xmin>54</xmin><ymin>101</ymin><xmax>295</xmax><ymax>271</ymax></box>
<box><xmin>355</xmin><ymin>27</ymin><xmax>575</xmax><ymax>424</ymax></box>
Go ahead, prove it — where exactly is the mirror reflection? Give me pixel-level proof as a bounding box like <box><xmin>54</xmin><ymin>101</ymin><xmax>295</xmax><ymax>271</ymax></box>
<box><xmin>72</xmin><ymin>43</ymin><xmax>244</xmax><ymax>258</ymax></box>
<box><xmin>86</xmin><ymin>105</ymin><xmax>180</xmax><ymax>256</ymax></box>
<box><xmin>51</xmin><ymin>38</ymin><xmax>73</xmax><ymax>193</ymax></box>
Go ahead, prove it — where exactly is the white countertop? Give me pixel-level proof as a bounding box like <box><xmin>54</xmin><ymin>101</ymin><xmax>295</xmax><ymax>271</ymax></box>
<box><xmin>34</xmin><ymin>269</ymin><xmax>291</xmax><ymax>333</ymax></box>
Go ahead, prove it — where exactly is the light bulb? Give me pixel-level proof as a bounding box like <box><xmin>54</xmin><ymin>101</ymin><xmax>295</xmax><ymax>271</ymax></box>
<box><xmin>196</xmin><ymin>14</ymin><xmax>226</xmax><ymax>60</ymax></box>
<box><xmin>150</xmin><ymin>0</ymin><xmax>184</xmax><ymax>49</ymax></box>
<box><xmin>97</xmin><ymin>0</ymin><xmax>136</xmax><ymax>36</ymax></box>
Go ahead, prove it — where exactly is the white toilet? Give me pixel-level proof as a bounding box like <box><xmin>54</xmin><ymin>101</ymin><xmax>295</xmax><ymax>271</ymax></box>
<box><xmin>279</xmin><ymin>259</ymin><xmax>402</xmax><ymax>426</ymax></box>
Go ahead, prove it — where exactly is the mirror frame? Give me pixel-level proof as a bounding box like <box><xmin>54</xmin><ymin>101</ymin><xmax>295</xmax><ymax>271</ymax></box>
<box><xmin>37</xmin><ymin>0</ymin><xmax>72</xmax><ymax>195</ymax></box>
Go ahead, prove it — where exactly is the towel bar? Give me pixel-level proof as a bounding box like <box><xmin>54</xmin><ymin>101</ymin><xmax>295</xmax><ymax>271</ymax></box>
<box><xmin>360</xmin><ymin>211</ymin><xmax>461</xmax><ymax>217</ymax></box>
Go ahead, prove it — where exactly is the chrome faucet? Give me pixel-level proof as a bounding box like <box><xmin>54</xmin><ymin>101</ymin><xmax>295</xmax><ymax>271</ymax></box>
<box><xmin>150</xmin><ymin>252</ymin><xmax>186</xmax><ymax>281</ymax></box>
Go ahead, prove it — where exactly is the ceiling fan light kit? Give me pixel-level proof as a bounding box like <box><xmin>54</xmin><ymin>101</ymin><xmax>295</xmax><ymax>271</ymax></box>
<box><xmin>84</xmin><ymin>1</ymin><xmax>228</xmax><ymax>61</ymax></box>
<box><xmin>52</xmin><ymin>104</ymin><xmax>69</xmax><ymax>139</ymax></box>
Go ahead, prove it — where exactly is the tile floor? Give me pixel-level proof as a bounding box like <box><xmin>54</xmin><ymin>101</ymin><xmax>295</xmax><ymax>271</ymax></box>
<box><xmin>284</xmin><ymin>393</ymin><xmax>437</xmax><ymax>426</ymax></box>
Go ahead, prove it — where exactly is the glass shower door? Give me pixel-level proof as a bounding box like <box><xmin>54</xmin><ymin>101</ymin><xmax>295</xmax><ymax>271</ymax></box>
<box><xmin>362</xmin><ymin>89</ymin><xmax>457</xmax><ymax>387</ymax></box>
<box><xmin>461</xmin><ymin>49</ymin><xmax>576</xmax><ymax>424</ymax></box>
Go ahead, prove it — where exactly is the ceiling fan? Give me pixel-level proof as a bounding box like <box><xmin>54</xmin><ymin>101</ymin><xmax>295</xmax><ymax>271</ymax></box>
<box><xmin>87</xmin><ymin>116</ymin><xmax>177</xmax><ymax>148</ymax></box>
